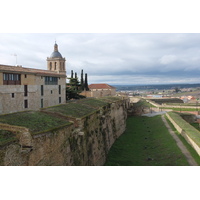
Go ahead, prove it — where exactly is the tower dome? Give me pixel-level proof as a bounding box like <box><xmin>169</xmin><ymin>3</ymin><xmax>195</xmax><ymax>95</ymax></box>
<box><xmin>50</xmin><ymin>43</ymin><xmax>63</xmax><ymax>58</ymax></box>
<box><xmin>47</xmin><ymin>42</ymin><xmax>66</xmax><ymax>74</ymax></box>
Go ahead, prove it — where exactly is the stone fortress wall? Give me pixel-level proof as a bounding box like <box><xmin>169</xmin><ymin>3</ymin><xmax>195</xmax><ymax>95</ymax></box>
<box><xmin>0</xmin><ymin>98</ymin><xmax>129</xmax><ymax>166</ymax></box>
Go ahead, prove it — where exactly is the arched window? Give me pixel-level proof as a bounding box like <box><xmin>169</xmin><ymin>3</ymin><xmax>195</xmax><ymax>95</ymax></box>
<box><xmin>50</xmin><ymin>62</ymin><xmax>52</xmax><ymax>70</ymax></box>
<box><xmin>63</xmin><ymin>62</ymin><xmax>65</xmax><ymax>70</ymax></box>
<box><xmin>54</xmin><ymin>62</ymin><xmax>57</xmax><ymax>70</ymax></box>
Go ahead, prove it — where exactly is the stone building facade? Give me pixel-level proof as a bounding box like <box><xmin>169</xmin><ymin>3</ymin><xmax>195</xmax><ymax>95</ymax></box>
<box><xmin>0</xmin><ymin>43</ymin><xmax>67</xmax><ymax>114</ymax></box>
<box><xmin>80</xmin><ymin>83</ymin><xmax>116</xmax><ymax>98</ymax></box>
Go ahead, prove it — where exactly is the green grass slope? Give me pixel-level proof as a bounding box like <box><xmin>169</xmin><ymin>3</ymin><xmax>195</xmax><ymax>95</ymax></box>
<box><xmin>105</xmin><ymin>115</ymin><xmax>189</xmax><ymax>166</ymax></box>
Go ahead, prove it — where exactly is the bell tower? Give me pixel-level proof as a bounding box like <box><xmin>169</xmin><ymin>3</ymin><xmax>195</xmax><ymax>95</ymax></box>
<box><xmin>47</xmin><ymin>42</ymin><xmax>66</xmax><ymax>74</ymax></box>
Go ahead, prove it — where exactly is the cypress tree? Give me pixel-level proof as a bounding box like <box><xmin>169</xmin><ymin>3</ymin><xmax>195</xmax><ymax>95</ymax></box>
<box><xmin>81</xmin><ymin>69</ymin><xmax>84</xmax><ymax>91</ymax></box>
<box><xmin>71</xmin><ymin>70</ymin><xmax>74</xmax><ymax>78</ymax></box>
<box><xmin>84</xmin><ymin>73</ymin><xmax>89</xmax><ymax>91</ymax></box>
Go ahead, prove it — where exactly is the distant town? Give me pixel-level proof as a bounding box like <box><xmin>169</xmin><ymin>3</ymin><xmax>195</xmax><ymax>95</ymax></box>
<box><xmin>115</xmin><ymin>83</ymin><xmax>200</xmax><ymax>104</ymax></box>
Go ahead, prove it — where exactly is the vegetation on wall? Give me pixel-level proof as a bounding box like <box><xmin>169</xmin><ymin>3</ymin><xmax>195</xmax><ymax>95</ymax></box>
<box><xmin>0</xmin><ymin>111</ymin><xmax>70</xmax><ymax>134</ymax></box>
<box><xmin>168</xmin><ymin>112</ymin><xmax>200</xmax><ymax>146</ymax></box>
<box><xmin>45</xmin><ymin>98</ymin><xmax>116</xmax><ymax>118</ymax></box>
<box><xmin>0</xmin><ymin>96</ymin><xmax>128</xmax><ymax>166</ymax></box>
<box><xmin>0</xmin><ymin>130</ymin><xmax>17</xmax><ymax>146</ymax></box>
<box><xmin>165</xmin><ymin>115</ymin><xmax>200</xmax><ymax>165</ymax></box>
<box><xmin>151</xmin><ymin>98</ymin><xmax>183</xmax><ymax>105</ymax></box>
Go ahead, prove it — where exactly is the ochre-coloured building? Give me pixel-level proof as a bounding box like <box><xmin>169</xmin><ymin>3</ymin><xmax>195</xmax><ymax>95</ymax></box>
<box><xmin>80</xmin><ymin>83</ymin><xmax>116</xmax><ymax>98</ymax></box>
<box><xmin>0</xmin><ymin>43</ymin><xmax>66</xmax><ymax>114</ymax></box>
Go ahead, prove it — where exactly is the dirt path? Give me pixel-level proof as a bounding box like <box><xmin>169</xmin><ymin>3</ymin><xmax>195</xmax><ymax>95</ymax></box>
<box><xmin>161</xmin><ymin>115</ymin><xmax>198</xmax><ymax>166</ymax></box>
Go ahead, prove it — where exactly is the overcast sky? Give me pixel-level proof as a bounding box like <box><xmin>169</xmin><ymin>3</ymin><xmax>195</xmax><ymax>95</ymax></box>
<box><xmin>1</xmin><ymin>33</ymin><xmax>200</xmax><ymax>85</ymax></box>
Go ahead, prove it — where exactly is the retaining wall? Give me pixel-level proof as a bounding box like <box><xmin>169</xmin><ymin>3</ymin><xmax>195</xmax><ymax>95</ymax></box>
<box><xmin>0</xmin><ymin>98</ymin><xmax>129</xmax><ymax>166</ymax></box>
<box><xmin>166</xmin><ymin>113</ymin><xmax>200</xmax><ymax>156</ymax></box>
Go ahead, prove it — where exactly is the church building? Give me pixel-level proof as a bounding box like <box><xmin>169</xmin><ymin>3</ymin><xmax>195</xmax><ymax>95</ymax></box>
<box><xmin>0</xmin><ymin>43</ymin><xmax>67</xmax><ymax>114</ymax></box>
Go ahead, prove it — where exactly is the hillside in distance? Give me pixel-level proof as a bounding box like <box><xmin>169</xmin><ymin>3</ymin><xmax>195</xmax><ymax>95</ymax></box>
<box><xmin>113</xmin><ymin>83</ymin><xmax>200</xmax><ymax>91</ymax></box>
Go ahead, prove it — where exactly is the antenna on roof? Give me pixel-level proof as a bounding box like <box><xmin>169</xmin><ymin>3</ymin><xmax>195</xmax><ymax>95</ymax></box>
<box><xmin>11</xmin><ymin>54</ymin><xmax>17</xmax><ymax>66</ymax></box>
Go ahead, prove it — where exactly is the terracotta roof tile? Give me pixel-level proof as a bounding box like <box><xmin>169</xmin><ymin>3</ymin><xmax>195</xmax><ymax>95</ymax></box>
<box><xmin>89</xmin><ymin>84</ymin><xmax>116</xmax><ymax>89</ymax></box>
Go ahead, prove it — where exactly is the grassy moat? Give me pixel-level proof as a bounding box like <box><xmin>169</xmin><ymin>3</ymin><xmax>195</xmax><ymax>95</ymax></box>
<box><xmin>105</xmin><ymin>115</ymin><xmax>191</xmax><ymax>166</ymax></box>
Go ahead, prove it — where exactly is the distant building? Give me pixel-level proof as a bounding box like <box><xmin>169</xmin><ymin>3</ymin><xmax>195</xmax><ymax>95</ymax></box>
<box><xmin>0</xmin><ymin>43</ymin><xmax>66</xmax><ymax>114</ymax></box>
<box><xmin>80</xmin><ymin>83</ymin><xmax>116</xmax><ymax>98</ymax></box>
<box><xmin>180</xmin><ymin>96</ymin><xmax>197</xmax><ymax>103</ymax></box>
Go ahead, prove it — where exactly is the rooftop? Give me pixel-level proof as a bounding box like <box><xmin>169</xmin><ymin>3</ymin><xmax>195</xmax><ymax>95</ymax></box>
<box><xmin>89</xmin><ymin>83</ymin><xmax>116</xmax><ymax>90</ymax></box>
<box><xmin>50</xmin><ymin>43</ymin><xmax>63</xmax><ymax>58</ymax></box>
<box><xmin>0</xmin><ymin>64</ymin><xmax>66</xmax><ymax>77</ymax></box>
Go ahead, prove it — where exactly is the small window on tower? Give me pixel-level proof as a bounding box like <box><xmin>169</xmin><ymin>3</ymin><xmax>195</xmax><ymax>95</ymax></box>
<box><xmin>55</xmin><ymin>62</ymin><xmax>57</xmax><ymax>70</ymax></box>
<box><xmin>12</xmin><ymin>93</ymin><xmax>14</xmax><ymax>98</ymax></box>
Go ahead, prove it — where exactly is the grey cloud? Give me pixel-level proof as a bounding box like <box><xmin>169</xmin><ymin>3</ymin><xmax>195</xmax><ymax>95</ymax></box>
<box><xmin>1</xmin><ymin>33</ymin><xmax>200</xmax><ymax>85</ymax></box>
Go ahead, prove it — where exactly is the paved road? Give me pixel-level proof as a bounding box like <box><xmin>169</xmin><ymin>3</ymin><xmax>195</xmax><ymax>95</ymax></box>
<box><xmin>142</xmin><ymin>111</ymin><xmax>168</xmax><ymax>117</ymax></box>
<box><xmin>161</xmin><ymin>115</ymin><xmax>198</xmax><ymax>166</ymax></box>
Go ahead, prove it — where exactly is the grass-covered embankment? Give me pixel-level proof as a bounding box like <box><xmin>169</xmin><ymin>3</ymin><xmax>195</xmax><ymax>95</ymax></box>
<box><xmin>165</xmin><ymin>103</ymin><xmax>199</xmax><ymax>107</ymax></box>
<box><xmin>150</xmin><ymin>98</ymin><xmax>183</xmax><ymax>105</ymax></box>
<box><xmin>105</xmin><ymin>115</ymin><xmax>189</xmax><ymax>166</ymax></box>
<box><xmin>167</xmin><ymin>112</ymin><xmax>200</xmax><ymax>148</ymax></box>
<box><xmin>0</xmin><ymin>111</ymin><xmax>70</xmax><ymax>135</ymax></box>
<box><xmin>165</xmin><ymin>116</ymin><xmax>200</xmax><ymax>165</ymax></box>
<box><xmin>0</xmin><ymin>97</ymin><xmax>123</xmax><ymax>144</ymax></box>
<box><xmin>134</xmin><ymin>99</ymin><xmax>155</xmax><ymax>108</ymax></box>
<box><xmin>44</xmin><ymin>97</ymin><xmax>122</xmax><ymax>118</ymax></box>
<box><xmin>161</xmin><ymin>107</ymin><xmax>197</xmax><ymax>112</ymax></box>
<box><xmin>0</xmin><ymin>130</ymin><xmax>17</xmax><ymax>146</ymax></box>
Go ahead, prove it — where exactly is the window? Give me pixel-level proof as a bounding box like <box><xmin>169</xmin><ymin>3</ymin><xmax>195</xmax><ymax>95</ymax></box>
<box><xmin>24</xmin><ymin>100</ymin><xmax>28</xmax><ymax>108</ymax></box>
<box><xmin>13</xmin><ymin>74</ymin><xmax>19</xmax><ymax>81</ymax></box>
<box><xmin>3</xmin><ymin>74</ymin><xmax>6</xmax><ymax>80</ymax></box>
<box><xmin>11</xmin><ymin>93</ymin><xmax>14</xmax><ymax>98</ymax></box>
<box><xmin>54</xmin><ymin>62</ymin><xmax>57</xmax><ymax>70</ymax></box>
<box><xmin>59</xmin><ymin>97</ymin><xmax>61</xmax><ymax>104</ymax></box>
<box><xmin>3</xmin><ymin>73</ymin><xmax>21</xmax><ymax>85</ymax></box>
<box><xmin>51</xmin><ymin>90</ymin><xmax>53</xmax><ymax>94</ymax></box>
<box><xmin>25</xmin><ymin>74</ymin><xmax>27</xmax><ymax>78</ymax></box>
<box><xmin>41</xmin><ymin>99</ymin><xmax>43</xmax><ymax>108</ymax></box>
<box><xmin>24</xmin><ymin>85</ymin><xmax>28</xmax><ymax>96</ymax></box>
<box><xmin>45</xmin><ymin>76</ymin><xmax>58</xmax><ymax>85</ymax></box>
<box><xmin>59</xmin><ymin>85</ymin><xmax>61</xmax><ymax>94</ymax></box>
<box><xmin>41</xmin><ymin>85</ymin><xmax>44</xmax><ymax>96</ymax></box>
<box><xmin>50</xmin><ymin>62</ymin><xmax>52</xmax><ymax>70</ymax></box>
